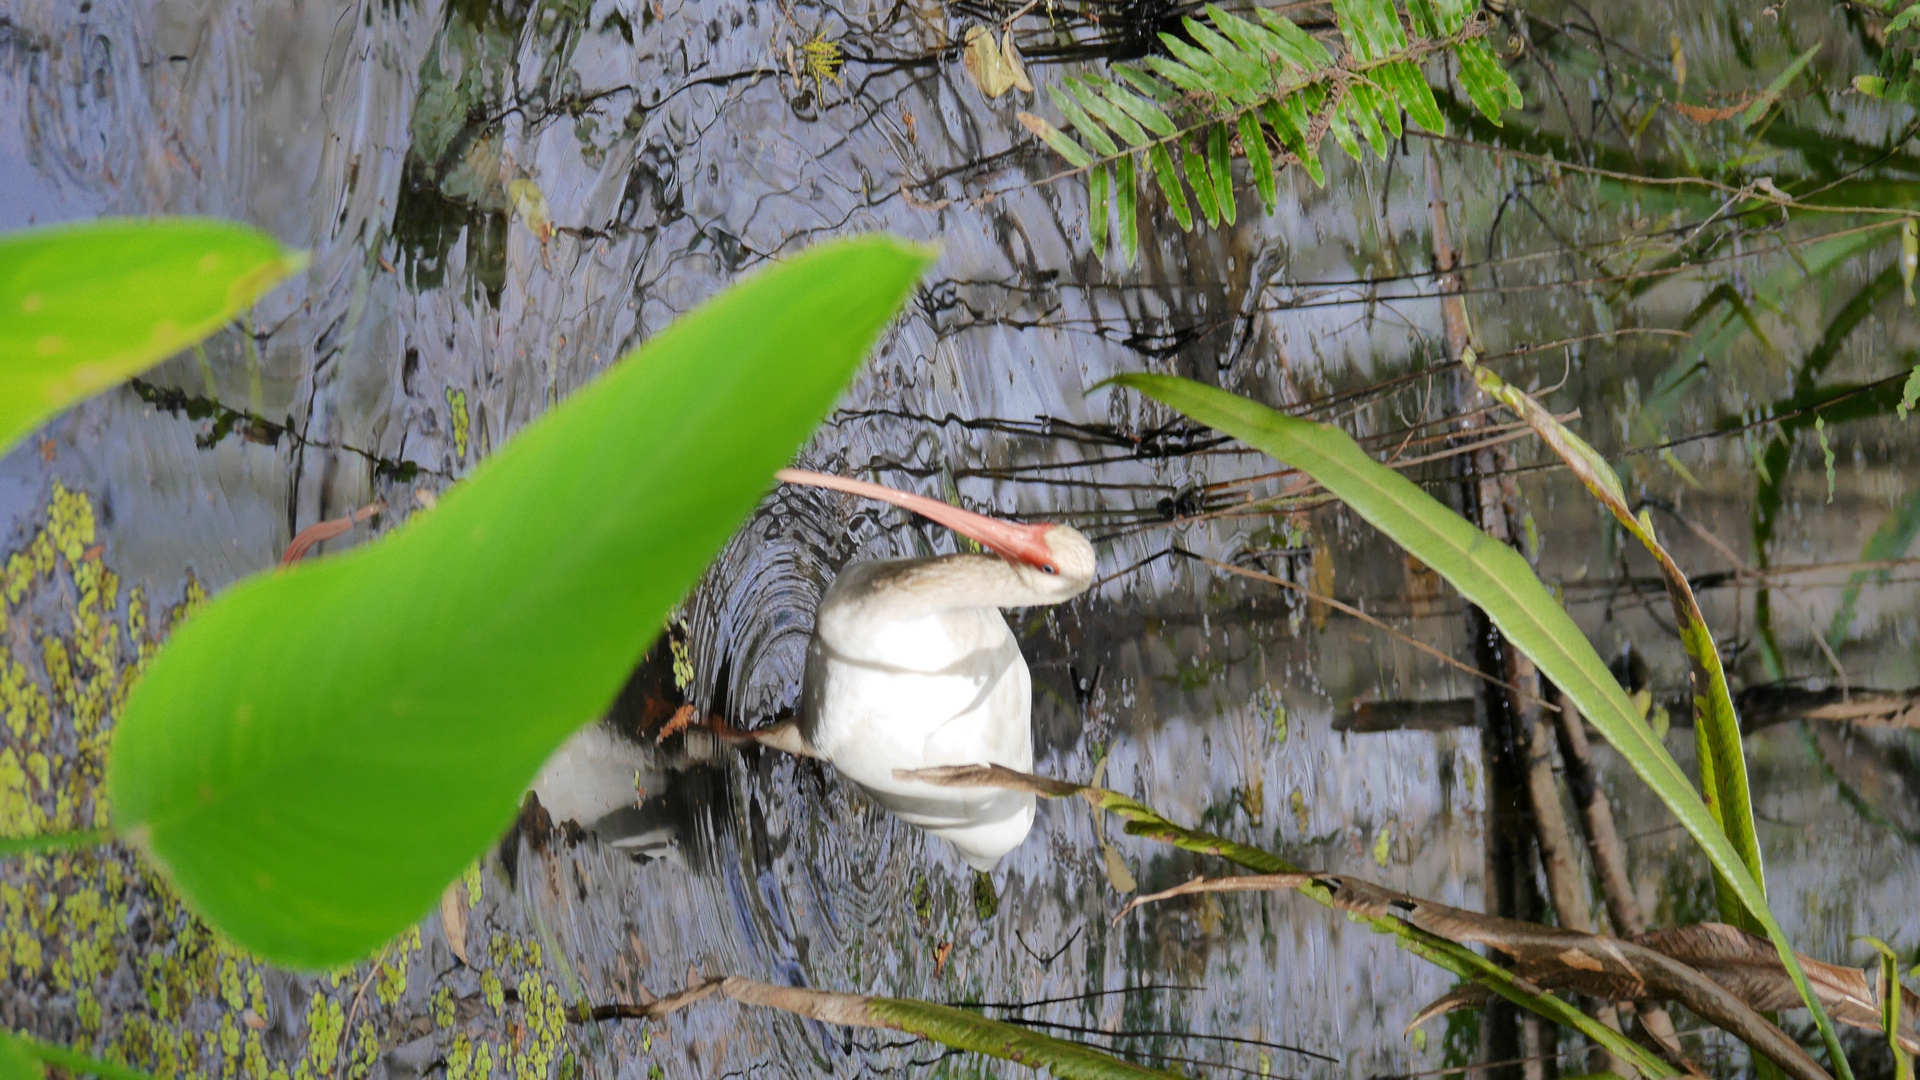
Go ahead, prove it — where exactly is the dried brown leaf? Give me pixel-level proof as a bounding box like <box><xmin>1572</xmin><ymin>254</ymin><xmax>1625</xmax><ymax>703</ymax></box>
<box><xmin>656</xmin><ymin>703</ymin><xmax>699</xmax><ymax>743</ymax></box>
<box><xmin>1640</xmin><ymin>924</ymin><xmax>1918</xmax><ymax>1052</ymax></box>
<box><xmin>1669</xmin><ymin>99</ymin><xmax>1752</xmax><ymax>123</ymax></box>
<box><xmin>962</xmin><ymin>26</ymin><xmax>1024</xmax><ymax>99</ymax></box>
<box><xmin>440</xmin><ymin>880</ymin><xmax>470</xmax><ymax>966</ymax></box>
<box><xmin>1121</xmin><ymin>873</ymin><xmax>1833</xmax><ymax>1080</ymax></box>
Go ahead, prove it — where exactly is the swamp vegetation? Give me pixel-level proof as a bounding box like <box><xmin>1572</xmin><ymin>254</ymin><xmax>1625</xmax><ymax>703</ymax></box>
<box><xmin>1</xmin><ymin>0</ymin><xmax>1919</xmax><ymax>1078</ymax></box>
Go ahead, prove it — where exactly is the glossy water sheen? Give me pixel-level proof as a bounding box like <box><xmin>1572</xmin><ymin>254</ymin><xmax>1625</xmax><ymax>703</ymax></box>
<box><xmin>1</xmin><ymin>1</ymin><xmax>1916</xmax><ymax>1078</ymax></box>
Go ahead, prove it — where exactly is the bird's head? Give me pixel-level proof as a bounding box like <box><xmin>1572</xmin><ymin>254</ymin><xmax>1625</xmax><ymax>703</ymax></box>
<box><xmin>776</xmin><ymin>469</ymin><xmax>1096</xmax><ymax>600</ymax></box>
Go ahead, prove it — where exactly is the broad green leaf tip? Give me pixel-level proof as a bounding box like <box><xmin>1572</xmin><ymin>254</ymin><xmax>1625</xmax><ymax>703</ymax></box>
<box><xmin>0</xmin><ymin>217</ymin><xmax>304</xmax><ymax>456</ymax></box>
<box><xmin>0</xmin><ymin>1031</ymin><xmax>44</xmax><ymax>1080</ymax></box>
<box><xmin>106</xmin><ymin>233</ymin><xmax>929</xmax><ymax>970</ymax></box>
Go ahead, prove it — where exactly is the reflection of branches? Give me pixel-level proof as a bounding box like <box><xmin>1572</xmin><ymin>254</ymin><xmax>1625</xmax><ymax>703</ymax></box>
<box><xmin>128</xmin><ymin>379</ymin><xmax>436</xmax><ymax>482</ymax></box>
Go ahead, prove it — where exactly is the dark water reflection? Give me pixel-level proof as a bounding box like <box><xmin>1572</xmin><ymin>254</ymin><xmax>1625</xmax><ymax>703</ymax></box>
<box><xmin>2</xmin><ymin>0</ymin><xmax>1917</xmax><ymax>1077</ymax></box>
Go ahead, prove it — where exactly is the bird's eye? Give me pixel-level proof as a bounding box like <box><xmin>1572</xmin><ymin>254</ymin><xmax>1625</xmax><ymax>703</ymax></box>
<box><xmin>1040</xmin><ymin>563</ymin><xmax>1058</xmax><ymax>575</ymax></box>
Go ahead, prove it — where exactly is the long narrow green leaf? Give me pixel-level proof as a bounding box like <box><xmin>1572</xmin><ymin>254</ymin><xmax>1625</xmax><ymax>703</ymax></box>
<box><xmin>1332</xmin><ymin>0</ymin><xmax>1408</xmax><ymax>61</ymax></box>
<box><xmin>1143</xmin><ymin>53</ymin><xmax>1216</xmax><ymax>97</ymax></box>
<box><xmin>1206</xmin><ymin>4</ymin><xmax>1287</xmax><ymax>66</ymax></box>
<box><xmin>1255</xmin><ymin>8</ymin><xmax>1334</xmax><ymax>70</ymax></box>
<box><xmin>1017</xmin><ymin>112</ymin><xmax>1096</xmax><ymax>168</ymax></box>
<box><xmin>1327</xmin><ymin>99</ymin><xmax>1366</xmax><ymax>160</ymax></box>
<box><xmin>1184</xmin><ymin>147</ymin><xmax>1222</xmax><ymax>226</ymax></box>
<box><xmin>1050</xmin><ymin>86</ymin><xmax>1122</xmax><ymax>156</ymax></box>
<box><xmin>1090</xmin><ymin>77</ymin><xmax>1178</xmax><ymax>138</ymax></box>
<box><xmin>697</xmin><ymin>978</ymin><xmax>1186</xmax><ymax>1080</ymax></box>
<box><xmin>1160</xmin><ymin>31</ymin><xmax>1260</xmax><ymax>102</ymax></box>
<box><xmin>107</xmin><ymin>237</ymin><xmax>933</xmax><ymax>968</ymax></box>
<box><xmin>0</xmin><ymin>1032</ymin><xmax>39</xmax><ymax>1080</ymax></box>
<box><xmin>904</xmin><ymin>766</ymin><xmax>1675</xmax><ymax>1079</ymax></box>
<box><xmin>1240</xmin><ymin>112</ymin><xmax>1278</xmax><ymax>212</ymax></box>
<box><xmin>1376</xmin><ymin>58</ymin><xmax>1446</xmax><ymax>134</ymax></box>
<box><xmin>1463</xmin><ymin>356</ymin><xmax>1765</xmax><ymax>933</ymax></box>
<box><xmin>4</xmin><ymin>1031</ymin><xmax>160</xmax><ymax>1080</ymax></box>
<box><xmin>1112</xmin><ymin>63</ymin><xmax>1180</xmax><ymax>103</ymax></box>
<box><xmin>1741</xmin><ymin>44</ymin><xmax>1821</xmax><ymax>130</ymax></box>
<box><xmin>1146</xmin><ymin>145</ymin><xmax>1195</xmax><ymax>230</ymax></box>
<box><xmin>1431</xmin><ymin>0</ymin><xmax>1475</xmax><ymax>33</ymax></box>
<box><xmin>870</xmin><ymin>999</ymin><xmax>1186</xmax><ymax>1080</ymax></box>
<box><xmin>1068</xmin><ymin>78</ymin><xmax>1150</xmax><ymax>146</ymax></box>
<box><xmin>1265</xmin><ymin>97</ymin><xmax>1326</xmax><ymax>186</ymax></box>
<box><xmin>1183</xmin><ymin>15</ymin><xmax>1270</xmax><ymax>95</ymax></box>
<box><xmin>0</xmin><ymin>219</ymin><xmax>303</xmax><ymax>456</ymax></box>
<box><xmin>1208</xmin><ymin>123</ymin><xmax>1237</xmax><ymax>224</ymax></box>
<box><xmin>1110</xmin><ymin>373</ymin><xmax>1855</xmax><ymax>1080</ymax></box>
<box><xmin>1343</xmin><ymin>83</ymin><xmax>1393</xmax><ymax>154</ymax></box>
<box><xmin>1367</xmin><ymin>75</ymin><xmax>1407</xmax><ymax>139</ymax></box>
<box><xmin>1456</xmin><ymin>39</ymin><xmax>1521</xmax><ymax>123</ymax></box>
<box><xmin>1827</xmin><ymin>485</ymin><xmax>1920</xmax><ymax>644</ymax></box>
<box><xmin>1116</xmin><ymin>154</ymin><xmax>1141</xmax><ymax>265</ymax></box>
<box><xmin>1405</xmin><ymin>0</ymin><xmax>1444</xmax><ymax>37</ymax></box>
<box><xmin>1857</xmin><ymin>939</ymin><xmax>1915</xmax><ymax>1080</ymax></box>
<box><xmin>1089</xmin><ymin>163</ymin><xmax>1112</xmax><ymax>258</ymax></box>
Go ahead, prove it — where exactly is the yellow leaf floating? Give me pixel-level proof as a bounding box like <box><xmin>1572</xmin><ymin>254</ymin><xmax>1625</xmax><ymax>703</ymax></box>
<box><xmin>507</xmin><ymin>178</ymin><xmax>555</xmax><ymax>244</ymax></box>
<box><xmin>961</xmin><ymin>26</ymin><xmax>1031</xmax><ymax>100</ymax></box>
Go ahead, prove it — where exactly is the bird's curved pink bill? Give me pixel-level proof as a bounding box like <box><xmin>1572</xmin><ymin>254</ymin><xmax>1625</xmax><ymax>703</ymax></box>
<box><xmin>775</xmin><ymin>468</ymin><xmax>1059</xmax><ymax>573</ymax></box>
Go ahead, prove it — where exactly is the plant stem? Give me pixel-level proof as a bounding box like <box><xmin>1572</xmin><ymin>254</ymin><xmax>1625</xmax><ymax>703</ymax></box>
<box><xmin>1429</xmin><ymin>146</ymin><xmax>1551</xmax><ymax>1080</ymax></box>
<box><xmin>0</xmin><ymin>830</ymin><xmax>111</xmax><ymax>856</ymax></box>
<box><xmin>16</xmin><ymin>1033</ymin><xmax>161</xmax><ymax>1080</ymax></box>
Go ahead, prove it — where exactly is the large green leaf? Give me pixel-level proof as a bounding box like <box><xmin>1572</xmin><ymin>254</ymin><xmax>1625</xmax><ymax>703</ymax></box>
<box><xmin>1111</xmin><ymin>373</ymin><xmax>1854</xmax><ymax>1080</ymax></box>
<box><xmin>0</xmin><ymin>218</ymin><xmax>303</xmax><ymax>455</ymax></box>
<box><xmin>0</xmin><ymin>1032</ymin><xmax>41</xmax><ymax>1080</ymax></box>
<box><xmin>107</xmin><ymin>236</ymin><xmax>932</xmax><ymax>968</ymax></box>
<box><xmin>1459</xmin><ymin>354</ymin><xmax>1764</xmax><ymax>933</ymax></box>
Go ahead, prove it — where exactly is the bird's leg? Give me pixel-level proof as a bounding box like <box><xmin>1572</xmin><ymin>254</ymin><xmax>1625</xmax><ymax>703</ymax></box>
<box><xmin>703</xmin><ymin>715</ymin><xmax>821</xmax><ymax>759</ymax></box>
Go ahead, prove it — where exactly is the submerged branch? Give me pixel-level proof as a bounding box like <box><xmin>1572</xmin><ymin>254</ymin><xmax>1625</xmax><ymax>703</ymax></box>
<box><xmin>1121</xmin><ymin>873</ymin><xmax>1907</xmax><ymax>1080</ymax></box>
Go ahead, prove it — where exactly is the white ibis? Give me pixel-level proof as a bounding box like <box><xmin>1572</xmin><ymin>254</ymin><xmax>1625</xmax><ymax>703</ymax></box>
<box><xmin>761</xmin><ymin>469</ymin><xmax>1098</xmax><ymax>871</ymax></box>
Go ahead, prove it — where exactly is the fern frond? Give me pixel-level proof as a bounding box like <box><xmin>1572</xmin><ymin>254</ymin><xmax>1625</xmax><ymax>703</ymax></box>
<box><xmin>1016</xmin><ymin>0</ymin><xmax>1522</xmax><ymax>264</ymax></box>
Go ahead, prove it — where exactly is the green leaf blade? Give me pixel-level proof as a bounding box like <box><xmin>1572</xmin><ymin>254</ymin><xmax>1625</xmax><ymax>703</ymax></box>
<box><xmin>1208</xmin><ymin>123</ymin><xmax>1237</xmax><ymax>224</ymax></box>
<box><xmin>0</xmin><ymin>1032</ymin><xmax>42</xmax><ymax>1080</ymax></box>
<box><xmin>1147</xmin><ymin>144</ymin><xmax>1195</xmax><ymax>230</ymax></box>
<box><xmin>1265</xmin><ymin>98</ymin><xmax>1326</xmax><ymax>186</ymax></box>
<box><xmin>1090</xmin><ymin>77</ymin><xmax>1178</xmax><ymax>138</ymax></box>
<box><xmin>0</xmin><ymin>218</ymin><xmax>303</xmax><ymax>456</ymax></box>
<box><xmin>1206</xmin><ymin>3</ymin><xmax>1286</xmax><ymax>66</ymax></box>
<box><xmin>1143</xmin><ymin>54</ymin><xmax>1215</xmax><ymax>97</ymax></box>
<box><xmin>1050</xmin><ymin>86</ymin><xmax>1123</xmax><ymax>157</ymax></box>
<box><xmin>1332</xmin><ymin>0</ymin><xmax>1408</xmax><ymax>62</ymax></box>
<box><xmin>1456</xmin><ymin>40</ymin><xmax>1521</xmax><ymax>123</ymax></box>
<box><xmin>1741</xmin><ymin>44</ymin><xmax>1821</xmax><ymax>130</ymax></box>
<box><xmin>1255</xmin><ymin>9</ymin><xmax>1334</xmax><ymax>70</ymax></box>
<box><xmin>1378</xmin><ymin>59</ymin><xmax>1446</xmax><ymax>134</ymax></box>
<box><xmin>1241</xmin><ymin>112</ymin><xmax>1278</xmax><ymax>212</ymax></box>
<box><xmin>107</xmin><ymin>236</ymin><xmax>933</xmax><ymax>968</ymax></box>
<box><xmin>1183</xmin><ymin>15</ymin><xmax>1269</xmax><ymax>95</ymax></box>
<box><xmin>1112</xmin><ymin>63</ymin><xmax>1178</xmax><ymax>103</ymax></box>
<box><xmin>1116</xmin><ymin>154</ymin><xmax>1141</xmax><ymax>265</ymax></box>
<box><xmin>1112</xmin><ymin>373</ymin><xmax>1854</xmax><ymax>1080</ymax></box>
<box><xmin>1068</xmin><ymin>77</ymin><xmax>1151</xmax><ymax>146</ymax></box>
<box><xmin>1184</xmin><ymin>147</ymin><xmax>1222</xmax><ymax>226</ymax></box>
<box><xmin>871</xmin><ymin>999</ymin><xmax>1187</xmax><ymax>1080</ymax></box>
<box><xmin>1019</xmin><ymin>112</ymin><xmax>1096</xmax><ymax>168</ymax></box>
<box><xmin>1090</xmin><ymin>164</ymin><xmax>1113</xmax><ymax>258</ymax></box>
